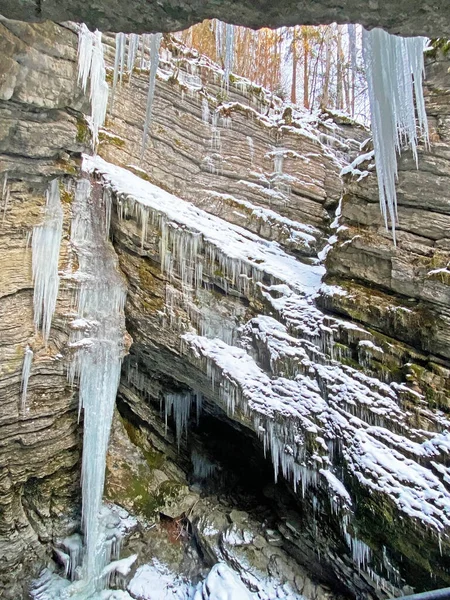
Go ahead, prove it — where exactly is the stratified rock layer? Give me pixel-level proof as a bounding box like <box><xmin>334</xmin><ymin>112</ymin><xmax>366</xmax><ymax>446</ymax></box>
<box><xmin>0</xmin><ymin>18</ymin><xmax>86</xmax><ymax>599</ymax></box>
<box><xmin>95</xmin><ymin>36</ymin><xmax>450</xmax><ymax>598</ymax></box>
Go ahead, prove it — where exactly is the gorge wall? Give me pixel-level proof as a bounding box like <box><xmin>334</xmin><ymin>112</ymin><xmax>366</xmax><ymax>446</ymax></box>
<box><xmin>0</xmin><ymin>18</ymin><xmax>89</xmax><ymax>599</ymax></box>
<box><xmin>0</xmin><ymin>15</ymin><xmax>449</xmax><ymax>600</ymax></box>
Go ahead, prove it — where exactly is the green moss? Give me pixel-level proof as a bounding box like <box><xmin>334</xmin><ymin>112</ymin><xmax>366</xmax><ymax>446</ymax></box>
<box><xmin>216</xmin><ymin>90</ymin><xmax>229</xmax><ymax>104</ymax></box>
<box><xmin>351</xmin><ymin>481</ymin><xmax>450</xmax><ymax>591</ymax></box>
<box><xmin>122</xmin><ymin>416</ymin><xmax>165</xmax><ymax>470</ymax></box>
<box><xmin>60</xmin><ymin>185</ymin><xmax>74</xmax><ymax>205</ymax></box>
<box><xmin>98</xmin><ymin>130</ymin><xmax>126</xmax><ymax>149</ymax></box>
<box><xmin>76</xmin><ymin>117</ymin><xmax>91</xmax><ymax>145</ymax></box>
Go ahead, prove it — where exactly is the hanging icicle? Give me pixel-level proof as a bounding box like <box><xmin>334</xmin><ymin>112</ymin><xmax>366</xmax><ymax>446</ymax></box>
<box><xmin>224</xmin><ymin>23</ymin><xmax>235</xmax><ymax>90</ymax></box>
<box><xmin>127</xmin><ymin>34</ymin><xmax>140</xmax><ymax>75</ymax></box>
<box><xmin>362</xmin><ymin>28</ymin><xmax>428</xmax><ymax>241</ymax></box>
<box><xmin>32</xmin><ymin>179</ymin><xmax>63</xmax><ymax>344</ymax></box>
<box><xmin>110</xmin><ymin>32</ymin><xmax>125</xmax><ymax>112</ymax></box>
<box><xmin>20</xmin><ymin>346</ymin><xmax>33</xmax><ymax>412</ymax></box>
<box><xmin>68</xmin><ymin>178</ymin><xmax>127</xmax><ymax>587</ymax></box>
<box><xmin>141</xmin><ymin>33</ymin><xmax>163</xmax><ymax>159</ymax></box>
<box><xmin>77</xmin><ymin>24</ymin><xmax>109</xmax><ymax>145</ymax></box>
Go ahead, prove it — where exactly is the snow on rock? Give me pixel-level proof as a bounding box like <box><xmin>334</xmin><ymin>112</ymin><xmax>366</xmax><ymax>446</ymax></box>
<box><xmin>83</xmin><ymin>155</ymin><xmax>324</xmax><ymax>297</ymax></box>
<box><xmin>84</xmin><ymin>153</ymin><xmax>450</xmax><ymax>534</ymax></box>
<box><xmin>181</xmin><ymin>322</ymin><xmax>450</xmax><ymax>531</ymax></box>
<box><xmin>127</xmin><ymin>560</ymin><xmax>194</xmax><ymax>599</ymax></box>
<box><xmin>193</xmin><ymin>563</ymin><xmax>253</xmax><ymax>600</ymax></box>
<box><xmin>205</xmin><ymin>191</ymin><xmax>320</xmax><ymax>248</ymax></box>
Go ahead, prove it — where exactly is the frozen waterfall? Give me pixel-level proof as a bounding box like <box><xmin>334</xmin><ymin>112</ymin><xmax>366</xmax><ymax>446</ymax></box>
<box><xmin>68</xmin><ymin>178</ymin><xmax>127</xmax><ymax>588</ymax></box>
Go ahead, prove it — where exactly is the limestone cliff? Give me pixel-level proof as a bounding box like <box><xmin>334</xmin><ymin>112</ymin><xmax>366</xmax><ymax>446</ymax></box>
<box><xmin>95</xmin><ymin>35</ymin><xmax>450</xmax><ymax>598</ymax></box>
<box><xmin>0</xmin><ymin>17</ymin><xmax>449</xmax><ymax>600</ymax></box>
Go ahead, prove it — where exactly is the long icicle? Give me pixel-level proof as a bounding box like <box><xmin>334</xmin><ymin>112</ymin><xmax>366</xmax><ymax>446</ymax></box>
<box><xmin>141</xmin><ymin>33</ymin><xmax>163</xmax><ymax>159</ymax></box>
<box><xmin>32</xmin><ymin>179</ymin><xmax>63</xmax><ymax>344</ymax></box>
<box><xmin>362</xmin><ymin>28</ymin><xmax>428</xmax><ymax>241</ymax></box>
<box><xmin>77</xmin><ymin>25</ymin><xmax>109</xmax><ymax>146</ymax></box>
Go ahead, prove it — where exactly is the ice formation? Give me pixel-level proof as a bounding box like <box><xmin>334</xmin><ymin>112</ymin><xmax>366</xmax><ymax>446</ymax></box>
<box><xmin>214</xmin><ymin>21</ymin><xmax>235</xmax><ymax>88</ymax></box>
<box><xmin>202</xmin><ymin>98</ymin><xmax>210</xmax><ymax>124</ymax></box>
<box><xmin>78</xmin><ymin>24</ymin><xmax>109</xmax><ymax>145</ymax></box>
<box><xmin>67</xmin><ymin>177</ymin><xmax>126</xmax><ymax>589</ymax></box>
<box><xmin>141</xmin><ymin>33</ymin><xmax>163</xmax><ymax>157</ymax></box>
<box><xmin>83</xmin><ymin>155</ymin><xmax>324</xmax><ymax>299</ymax></box>
<box><xmin>191</xmin><ymin>449</ymin><xmax>216</xmax><ymax>480</ymax></box>
<box><xmin>362</xmin><ymin>28</ymin><xmax>428</xmax><ymax>239</ymax></box>
<box><xmin>20</xmin><ymin>345</ymin><xmax>33</xmax><ymax>412</ymax></box>
<box><xmin>32</xmin><ymin>179</ymin><xmax>63</xmax><ymax>343</ymax></box>
<box><xmin>164</xmin><ymin>391</ymin><xmax>202</xmax><ymax>448</ymax></box>
<box><xmin>224</xmin><ymin>24</ymin><xmax>235</xmax><ymax>88</ymax></box>
<box><xmin>111</xmin><ymin>32</ymin><xmax>126</xmax><ymax>110</ymax></box>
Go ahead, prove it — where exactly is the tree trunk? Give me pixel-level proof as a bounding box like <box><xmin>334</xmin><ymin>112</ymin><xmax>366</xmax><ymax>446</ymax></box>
<box><xmin>290</xmin><ymin>28</ymin><xmax>298</xmax><ymax>104</ymax></box>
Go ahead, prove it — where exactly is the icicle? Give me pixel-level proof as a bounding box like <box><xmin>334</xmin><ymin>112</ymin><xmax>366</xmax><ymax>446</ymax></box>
<box><xmin>224</xmin><ymin>23</ymin><xmax>235</xmax><ymax>89</ymax></box>
<box><xmin>68</xmin><ymin>178</ymin><xmax>127</xmax><ymax>587</ymax></box>
<box><xmin>110</xmin><ymin>33</ymin><xmax>125</xmax><ymax>112</ymax></box>
<box><xmin>362</xmin><ymin>28</ymin><xmax>428</xmax><ymax>240</ymax></box>
<box><xmin>141</xmin><ymin>33</ymin><xmax>163</xmax><ymax>158</ymax></box>
<box><xmin>20</xmin><ymin>345</ymin><xmax>33</xmax><ymax>412</ymax></box>
<box><xmin>32</xmin><ymin>180</ymin><xmax>63</xmax><ymax>344</ymax></box>
<box><xmin>164</xmin><ymin>391</ymin><xmax>194</xmax><ymax>449</ymax></box>
<box><xmin>77</xmin><ymin>25</ymin><xmax>109</xmax><ymax>145</ymax></box>
<box><xmin>191</xmin><ymin>450</ymin><xmax>216</xmax><ymax>480</ymax></box>
<box><xmin>126</xmin><ymin>33</ymin><xmax>140</xmax><ymax>75</ymax></box>
<box><xmin>347</xmin><ymin>24</ymin><xmax>358</xmax><ymax>72</ymax></box>
<box><xmin>215</xmin><ymin>20</ymin><xmax>224</xmax><ymax>64</ymax></box>
<box><xmin>78</xmin><ymin>24</ymin><xmax>94</xmax><ymax>93</ymax></box>
<box><xmin>202</xmin><ymin>98</ymin><xmax>210</xmax><ymax>124</ymax></box>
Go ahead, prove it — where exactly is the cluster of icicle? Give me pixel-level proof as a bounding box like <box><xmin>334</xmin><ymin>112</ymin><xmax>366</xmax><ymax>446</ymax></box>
<box><xmin>67</xmin><ymin>178</ymin><xmax>127</xmax><ymax>592</ymax></box>
<box><xmin>111</xmin><ymin>31</ymin><xmax>163</xmax><ymax>157</ymax></box>
<box><xmin>78</xmin><ymin>24</ymin><xmax>109</xmax><ymax>145</ymax></box>
<box><xmin>32</xmin><ymin>179</ymin><xmax>63</xmax><ymax>343</ymax></box>
<box><xmin>31</xmin><ymin>176</ymin><xmax>127</xmax><ymax>596</ymax></box>
<box><xmin>164</xmin><ymin>391</ymin><xmax>202</xmax><ymax>449</ymax></box>
<box><xmin>362</xmin><ymin>28</ymin><xmax>429</xmax><ymax>241</ymax></box>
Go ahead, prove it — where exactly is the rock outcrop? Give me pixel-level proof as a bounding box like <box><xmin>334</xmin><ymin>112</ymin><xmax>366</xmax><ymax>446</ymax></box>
<box><xmin>89</xmin><ymin>36</ymin><xmax>450</xmax><ymax>598</ymax></box>
<box><xmin>0</xmin><ymin>0</ymin><xmax>449</xmax><ymax>38</ymax></box>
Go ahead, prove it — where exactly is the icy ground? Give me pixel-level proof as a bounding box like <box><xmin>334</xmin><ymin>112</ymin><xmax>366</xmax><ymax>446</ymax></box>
<box><xmin>33</xmin><ymin>560</ymin><xmax>304</xmax><ymax>600</ymax></box>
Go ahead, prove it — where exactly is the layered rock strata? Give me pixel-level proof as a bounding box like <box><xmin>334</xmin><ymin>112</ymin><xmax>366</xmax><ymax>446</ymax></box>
<box><xmin>94</xmin><ymin>36</ymin><xmax>450</xmax><ymax>598</ymax></box>
<box><xmin>0</xmin><ymin>18</ymin><xmax>86</xmax><ymax>599</ymax></box>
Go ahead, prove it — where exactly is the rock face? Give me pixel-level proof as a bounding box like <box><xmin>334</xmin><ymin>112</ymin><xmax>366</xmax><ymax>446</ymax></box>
<box><xmin>0</xmin><ymin>0</ymin><xmax>450</xmax><ymax>38</ymax></box>
<box><xmin>90</xmin><ymin>35</ymin><xmax>450</xmax><ymax>599</ymax></box>
<box><xmin>0</xmin><ymin>18</ymin><xmax>87</xmax><ymax>599</ymax></box>
<box><xmin>0</xmin><ymin>16</ymin><xmax>450</xmax><ymax>600</ymax></box>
